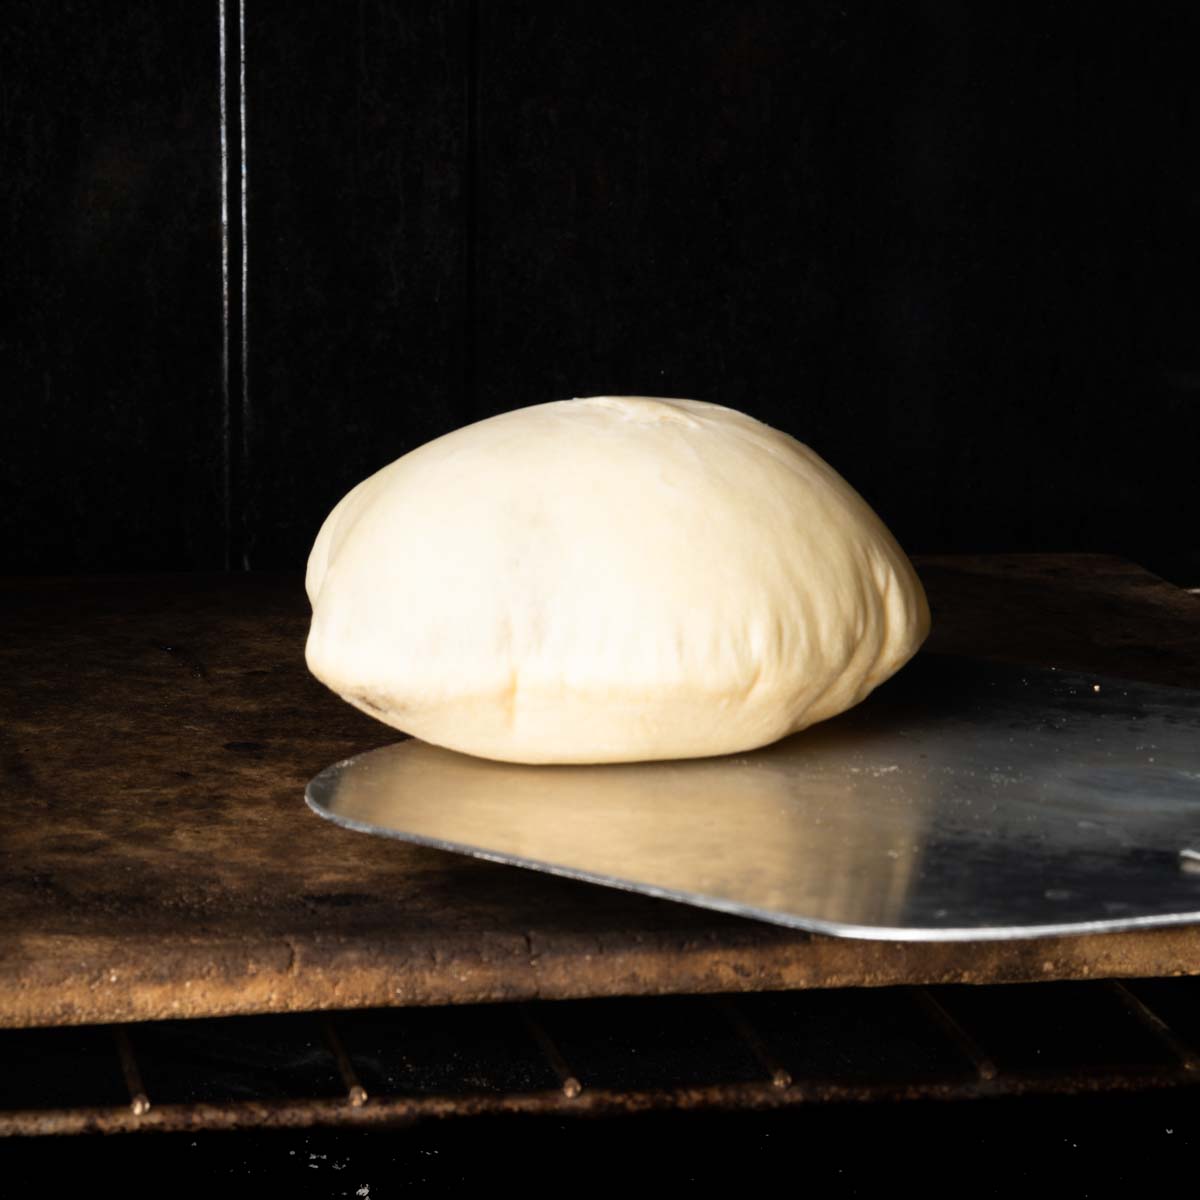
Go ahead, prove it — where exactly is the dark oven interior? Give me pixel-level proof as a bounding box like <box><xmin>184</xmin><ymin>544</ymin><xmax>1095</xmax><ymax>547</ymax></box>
<box><xmin>2</xmin><ymin>980</ymin><xmax>1198</xmax><ymax>1187</ymax></box>
<box><xmin>4</xmin><ymin>1</ymin><xmax>1199</xmax><ymax>1190</ymax></box>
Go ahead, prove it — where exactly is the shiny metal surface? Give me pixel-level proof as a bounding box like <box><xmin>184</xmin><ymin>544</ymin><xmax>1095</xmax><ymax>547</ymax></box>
<box><xmin>306</xmin><ymin>656</ymin><xmax>1200</xmax><ymax>941</ymax></box>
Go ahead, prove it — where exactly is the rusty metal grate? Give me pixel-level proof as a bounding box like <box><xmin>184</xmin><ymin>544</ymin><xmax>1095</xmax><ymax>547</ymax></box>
<box><xmin>1</xmin><ymin>977</ymin><xmax>1197</xmax><ymax>1137</ymax></box>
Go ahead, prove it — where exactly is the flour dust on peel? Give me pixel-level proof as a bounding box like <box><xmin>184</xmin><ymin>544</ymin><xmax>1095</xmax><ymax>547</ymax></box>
<box><xmin>305</xmin><ymin>396</ymin><xmax>930</xmax><ymax>764</ymax></box>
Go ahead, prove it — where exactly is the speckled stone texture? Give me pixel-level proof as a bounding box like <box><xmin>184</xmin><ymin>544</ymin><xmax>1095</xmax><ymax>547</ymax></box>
<box><xmin>1</xmin><ymin>555</ymin><xmax>1198</xmax><ymax>1029</ymax></box>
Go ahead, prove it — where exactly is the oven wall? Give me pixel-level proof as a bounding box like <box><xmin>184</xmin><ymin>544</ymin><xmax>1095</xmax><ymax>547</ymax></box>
<box><xmin>4</xmin><ymin>2</ymin><xmax>1198</xmax><ymax>575</ymax></box>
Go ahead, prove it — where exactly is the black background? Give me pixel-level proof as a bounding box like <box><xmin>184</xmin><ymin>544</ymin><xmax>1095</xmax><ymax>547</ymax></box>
<box><xmin>1</xmin><ymin>1090</ymin><xmax>1197</xmax><ymax>1194</ymax></box>
<box><xmin>3</xmin><ymin>1</ymin><xmax>1198</xmax><ymax>577</ymax></box>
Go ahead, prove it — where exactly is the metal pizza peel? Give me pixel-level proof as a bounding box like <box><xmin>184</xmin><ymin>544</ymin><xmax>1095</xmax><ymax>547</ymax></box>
<box><xmin>305</xmin><ymin>654</ymin><xmax>1200</xmax><ymax>941</ymax></box>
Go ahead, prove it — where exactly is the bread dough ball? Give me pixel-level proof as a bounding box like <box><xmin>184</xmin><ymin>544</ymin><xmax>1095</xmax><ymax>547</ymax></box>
<box><xmin>305</xmin><ymin>396</ymin><xmax>930</xmax><ymax>764</ymax></box>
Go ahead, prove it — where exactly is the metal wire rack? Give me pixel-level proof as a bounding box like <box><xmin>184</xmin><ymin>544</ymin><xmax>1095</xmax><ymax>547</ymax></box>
<box><xmin>2</xmin><ymin>977</ymin><xmax>1196</xmax><ymax>1137</ymax></box>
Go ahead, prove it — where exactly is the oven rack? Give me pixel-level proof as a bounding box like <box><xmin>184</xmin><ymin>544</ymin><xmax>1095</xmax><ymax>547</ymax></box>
<box><xmin>2</xmin><ymin>976</ymin><xmax>1197</xmax><ymax>1136</ymax></box>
